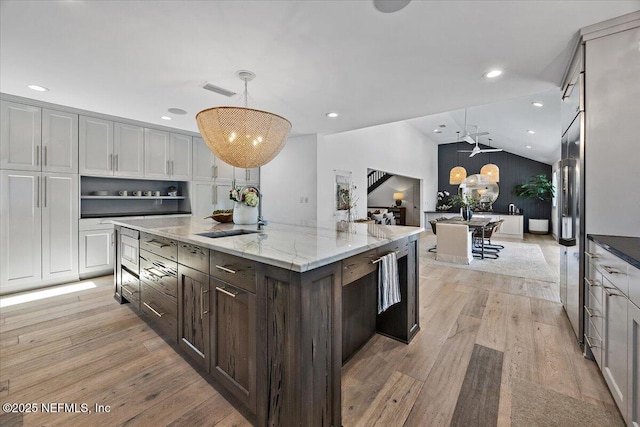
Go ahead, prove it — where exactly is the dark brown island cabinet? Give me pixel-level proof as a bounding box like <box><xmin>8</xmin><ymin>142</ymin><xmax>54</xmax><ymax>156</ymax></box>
<box><xmin>113</xmin><ymin>220</ymin><xmax>420</xmax><ymax>427</ymax></box>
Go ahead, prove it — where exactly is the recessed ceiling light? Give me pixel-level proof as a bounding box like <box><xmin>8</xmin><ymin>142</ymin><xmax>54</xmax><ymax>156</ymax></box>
<box><xmin>531</xmin><ymin>102</ymin><xmax>543</xmax><ymax>107</ymax></box>
<box><xmin>433</xmin><ymin>129</ymin><xmax>442</xmax><ymax>133</ymax></box>
<box><xmin>27</xmin><ymin>84</ymin><xmax>49</xmax><ymax>92</ymax></box>
<box><xmin>168</xmin><ymin>108</ymin><xmax>187</xmax><ymax>115</ymax></box>
<box><xmin>526</xmin><ymin>145</ymin><xmax>532</xmax><ymax>149</ymax></box>
<box><xmin>326</xmin><ymin>112</ymin><xmax>339</xmax><ymax>118</ymax></box>
<box><xmin>161</xmin><ymin>116</ymin><xmax>172</xmax><ymax>121</ymax></box>
<box><xmin>484</xmin><ymin>69</ymin><xmax>503</xmax><ymax>79</ymax></box>
<box><xmin>527</xmin><ymin>130</ymin><xmax>535</xmax><ymax>134</ymax></box>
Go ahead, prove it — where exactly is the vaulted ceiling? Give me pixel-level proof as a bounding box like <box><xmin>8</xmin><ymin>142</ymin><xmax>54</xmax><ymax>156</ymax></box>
<box><xmin>1</xmin><ymin>1</ymin><xmax>638</xmax><ymax>164</ymax></box>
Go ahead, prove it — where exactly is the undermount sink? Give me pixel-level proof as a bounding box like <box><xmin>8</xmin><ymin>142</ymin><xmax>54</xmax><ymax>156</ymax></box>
<box><xmin>197</xmin><ymin>229</ymin><xmax>261</xmax><ymax>239</ymax></box>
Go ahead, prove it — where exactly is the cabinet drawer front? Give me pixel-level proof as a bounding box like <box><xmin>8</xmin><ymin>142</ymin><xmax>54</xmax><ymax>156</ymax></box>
<box><xmin>585</xmin><ymin>289</ymin><xmax>603</xmax><ymax>338</ymax></box>
<box><xmin>140</xmin><ymin>232</ymin><xmax>178</xmax><ymax>261</ymax></box>
<box><xmin>140</xmin><ymin>249</ymin><xmax>177</xmax><ymax>301</ymax></box>
<box><xmin>210</xmin><ymin>251</ymin><xmax>256</xmax><ymax>293</ymax></box>
<box><xmin>342</xmin><ymin>248</ymin><xmax>378</xmax><ymax>286</ymax></box>
<box><xmin>121</xmin><ymin>268</ymin><xmax>140</xmax><ymax>309</ymax></box>
<box><xmin>585</xmin><ymin>274</ymin><xmax>604</xmax><ymax>308</ymax></box>
<box><xmin>379</xmin><ymin>237</ymin><xmax>410</xmax><ymax>259</ymax></box>
<box><xmin>588</xmin><ymin>243</ymin><xmax>629</xmax><ymax>296</ymax></box>
<box><xmin>141</xmin><ymin>281</ymin><xmax>177</xmax><ymax>343</ymax></box>
<box><xmin>178</xmin><ymin>242</ymin><xmax>209</xmax><ymax>274</ymax></box>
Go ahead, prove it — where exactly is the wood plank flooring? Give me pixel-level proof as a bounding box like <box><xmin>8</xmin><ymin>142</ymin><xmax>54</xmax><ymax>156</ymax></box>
<box><xmin>0</xmin><ymin>234</ymin><xmax>620</xmax><ymax>426</ymax></box>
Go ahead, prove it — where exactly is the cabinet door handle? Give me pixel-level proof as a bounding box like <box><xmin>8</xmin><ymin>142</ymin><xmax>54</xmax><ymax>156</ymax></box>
<box><xmin>36</xmin><ymin>146</ymin><xmax>40</xmax><ymax>166</ymax></box>
<box><xmin>585</xmin><ymin>335</ymin><xmax>600</xmax><ymax>349</ymax></box>
<box><xmin>44</xmin><ymin>176</ymin><xmax>47</xmax><ymax>207</ymax></box>
<box><xmin>122</xmin><ymin>286</ymin><xmax>134</xmax><ymax>296</ymax></box>
<box><xmin>584</xmin><ymin>305</ymin><xmax>599</xmax><ymax>318</ymax></box>
<box><xmin>216</xmin><ymin>286</ymin><xmax>238</xmax><ymax>298</ymax></box>
<box><xmin>115</xmin><ymin>154</ymin><xmax>118</xmax><ymax>171</ymax></box>
<box><xmin>44</xmin><ymin>146</ymin><xmax>47</xmax><ymax>166</ymax></box>
<box><xmin>602</xmin><ymin>265</ymin><xmax>624</xmax><ymax>275</ymax></box>
<box><xmin>212</xmin><ymin>185</ymin><xmax>218</xmax><ymax>204</ymax></box>
<box><xmin>345</xmin><ymin>263</ymin><xmax>357</xmax><ymax>270</ymax></box>
<box><xmin>215</xmin><ymin>265</ymin><xmax>236</xmax><ymax>274</ymax></box>
<box><xmin>246</xmin><ymin>169</ymin><xmax>250</xmax><ymax>181</ymax></box>
<box><xmin>202</xmin><ymin>289</ymin><xmax>209</xmax><ymax>315</ymax></box>
<box><xmin>171</xmin><ymin>160</ymin><xmax>174</xmax><ymax>175</ymax></box>
<box><xmin>109</xmin><ymin>154</ymin><xmax>113</xmax><ymax>171</ymax></box>
<box><xmin>584</xmin><ymin>252</ymin><xmax>600</xmax><ymax>259</ymax></box>
<box><xmin>36</xmin><ymin>176</ymin><xmax>40</xmax><ymax>208</ymax></box>
<box><xmin>584</xmin><ymin>277</ymin><xmax>601</xmax><ymax>288</ymax></box>
<box><xmin>213</xmin><ymin>165</ymin><xmax>218</xmax><ymax>178</ymax></box>
<box><xmin>604</xmin><ymin>287</ymin><xmax>624</xmax><ymax>297</ymax></box>
<box><xmin>146</xmin><ymin>240</ymin><xmax>169</xmax><ymax>248</ymax></box>
<box><xmin>143</xmin><ymin>302</ymin><xmax>164</xmax><ymax>317</ymax></box>
<box><xmin>166</xmin><ymin>160</ymin><xmax>169</xmax><ymax>175</ymax></box>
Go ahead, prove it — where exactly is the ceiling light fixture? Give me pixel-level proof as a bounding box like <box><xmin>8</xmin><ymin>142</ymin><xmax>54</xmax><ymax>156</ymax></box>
<box><xmin>168</xmin><ymin>108</ymin><xmax>187</xmax><ymax>115</ymax></box>
<box><xmin>433</xmin><ymin>129</ymin><xmax>442</xmax><ymax>133</ymax></box>
<box><xmin>196</xmin><ymin>70</ymin><xmax>291</xmax><ymax>169</ymax></box>
<box><xmin>484</xmin><ymin>69</ymin><xmax>502</xmax><ymax>78</ymax></box>
<box><xmin>27</xmin><ymin>84</ymin><xmax>48</xmax><ymax>92</ymax></box>
<box><xmin>161</xmin><ymin>116</ymin><xmax>172</xmax><ymax>120</ymax></box>
<box><xmin>480</xmin><ymin>138</ymin><xmax>499</xmax><ymax>182</ymax></box>
<box><xmin>527</xmin><ymin>130</ymin><xmax>535</xmax><ymax>134</ymax></box>
<box><xmin>526</xmin><ymin>145</ymin><xmax>532</xmax><ymax>149</ymax></box>
<box><xmin>326</xmin><ymin>112</ymin><xmax>339</xmax><ymax>118</ymax></box>
<box><xmin>531</xmin><ymin>102</ymin><xmax>543</xmax><ymax>107</ymax></box>
<box><xmin>449</xmin><ymin>132</ymin><xmax>467</xmax><ymax>185</ymax></box>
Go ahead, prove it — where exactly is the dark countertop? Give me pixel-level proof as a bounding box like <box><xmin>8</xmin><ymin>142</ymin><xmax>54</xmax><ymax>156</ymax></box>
<box><xmin>424</xmin><ymin>211</ymin><xmax>523</xmax><ymax>216</ymax></box>
<box><xmin>588</xmin><ymin>234</ymin><xmax>640</xmax><ymax>270</ymax></box>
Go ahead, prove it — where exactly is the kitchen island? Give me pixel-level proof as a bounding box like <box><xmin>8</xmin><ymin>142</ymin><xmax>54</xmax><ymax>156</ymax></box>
<box><xmin>112</xmin><ymin>217</ymin><xmax>422</xmax><ymax>427</ymax></box>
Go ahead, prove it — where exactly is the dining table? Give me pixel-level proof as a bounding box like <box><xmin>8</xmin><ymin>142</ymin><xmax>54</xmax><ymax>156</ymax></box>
<box><xmin>437</xmin><ymin>216</ymin><xmax>492</xmax><ymax>259</ymax></box>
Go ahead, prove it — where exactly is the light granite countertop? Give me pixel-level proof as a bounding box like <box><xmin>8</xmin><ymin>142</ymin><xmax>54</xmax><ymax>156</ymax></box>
<box><xmin>112</xmin><ymin>217</ymin><xmax>423</xmax><ymax>273</ymax></box>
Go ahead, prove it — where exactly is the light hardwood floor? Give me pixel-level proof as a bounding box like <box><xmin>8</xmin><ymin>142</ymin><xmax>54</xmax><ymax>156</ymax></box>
<box><xmin>0</xmin><ymin>234</ymin><xmax>619</xmax><ymax>426</ymax></box>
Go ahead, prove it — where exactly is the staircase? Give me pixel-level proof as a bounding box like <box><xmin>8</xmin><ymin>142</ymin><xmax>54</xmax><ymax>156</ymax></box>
<box><xmin>367</xmin><ymin>170</ymin><xmax>393</xmax><ymax>194</ymax></box>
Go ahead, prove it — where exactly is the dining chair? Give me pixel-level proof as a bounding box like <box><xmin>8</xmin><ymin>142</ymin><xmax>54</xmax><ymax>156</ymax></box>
<box><xmin>436</xmin><ymin>223</ymin><xmax>473</xmax><ymax>264</ymax></box>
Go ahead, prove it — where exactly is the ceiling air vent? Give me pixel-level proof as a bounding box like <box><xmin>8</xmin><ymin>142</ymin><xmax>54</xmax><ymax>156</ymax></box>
<box><xmin>202</xmin><ymin>82</ymin><xmax>236</xmax><ymax>97</ymax></box>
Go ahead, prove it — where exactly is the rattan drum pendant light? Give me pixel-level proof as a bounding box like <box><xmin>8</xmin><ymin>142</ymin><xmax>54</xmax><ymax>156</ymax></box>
<box><xmin>480</xmin><ymin>138</ymin><xmax>500</xmax><ymax>182</ymax></box>
<box><xmin>449</xmin><ymin>132</ymin><xmax>467</xmax><ymax>185</ymax></box>
<box><xmin>196</xmin><ymin>70</ymin><xmax>292</xmax><ymax>169</ymax></box>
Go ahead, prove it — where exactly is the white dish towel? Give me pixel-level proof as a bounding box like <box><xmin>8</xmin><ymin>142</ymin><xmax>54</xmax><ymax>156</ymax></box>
<box><xmin>378</xmin><ymin>252</ymin><xmax>401</xmax><ymax>313</ymax></box>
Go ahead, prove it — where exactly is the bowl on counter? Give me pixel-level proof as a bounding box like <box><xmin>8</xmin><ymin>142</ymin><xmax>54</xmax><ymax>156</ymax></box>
<box><xmin>91</xmin><ymin>190</ymin><xmax>109</xmax><ymax>196</ymax></box>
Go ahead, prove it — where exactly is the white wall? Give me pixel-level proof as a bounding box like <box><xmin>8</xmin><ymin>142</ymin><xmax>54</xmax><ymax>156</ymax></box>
<box><xmin>317</xmin><ymin>121</ymin><xmax>438</xmax><ymax>226</ymax></box>
<box><xmin>367</xmin><ymin>175</ymin><xmax>421</xmax><ymax>226</ymax></box>
<box><xmin>261</xmin><ymin>134</ymin><xmax>318</xmax><ymax>224</ymax></box>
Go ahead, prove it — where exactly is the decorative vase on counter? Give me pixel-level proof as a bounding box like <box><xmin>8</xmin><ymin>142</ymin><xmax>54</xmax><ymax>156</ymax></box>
<box><xmin>462</xmin><ymin>207</ymin><xmax>473</xmax><ymax>221</ymax></box>
<box><xmin>233</xmin><ymin>202</ymin><xmax>258</xmax><ymax>225</ymax></box>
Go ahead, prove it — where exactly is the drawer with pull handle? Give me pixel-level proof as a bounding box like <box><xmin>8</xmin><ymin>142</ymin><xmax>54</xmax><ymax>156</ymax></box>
<box><xmin>587</xmin><ymin>241</ymin><xmax>629</xmax><ymax>296</ymax></box>
<box><xmin>210</xmin><ymin>251</ymin><xmax>256</xmax><ymax>294</ymax></box>
<box><xmin>141</xmin><ymin>281</ymin><xmax>177</xmax><ymax>343</ymax></box>
<box><xmin>140</xmin><ymin>249</ymin><xmax>178</xmax><ymax>302</ymax></box>
<box><xmin>121</xmin><ymin>268</ymin><xmax>140</xmax><ymax>310</ymax></box>
<box><xmin>140</xmin><ymin>232</ymin><xmax>178</xmax><ymax>261</ymax></box>
<box><xmin>178</xmin><ymin>242</ymin><xmax>210</xmax><ymax>273</ymax></box>
<box><xmin>584</xmin><ymin>320</ymin><xmax>602</xmax><ymax>369</ymax></box>
<box><xmin>342</xmin><ymin>248</ymin><xmax>378</xmax><ymax>286</ymax></box>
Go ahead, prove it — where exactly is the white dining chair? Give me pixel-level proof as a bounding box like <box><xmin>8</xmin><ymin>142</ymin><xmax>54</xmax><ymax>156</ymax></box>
<box><xmin>436</xmin><ymin>223</ymin><xmax>473</xmax><ymax>264</ymax></box>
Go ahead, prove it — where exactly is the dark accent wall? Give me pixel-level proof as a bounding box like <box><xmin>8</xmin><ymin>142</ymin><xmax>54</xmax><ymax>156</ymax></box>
<box><xmin>438</xmin><ymin>143</ymin><xmax>552</xmax><ymax>232</ymax></box>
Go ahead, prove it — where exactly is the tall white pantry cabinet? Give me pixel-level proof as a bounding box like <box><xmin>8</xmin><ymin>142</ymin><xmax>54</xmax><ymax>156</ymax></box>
<box><xmin>1</xmin><ymin>100</ymin><xmax>79</xmax><ymax>294</ymax></box>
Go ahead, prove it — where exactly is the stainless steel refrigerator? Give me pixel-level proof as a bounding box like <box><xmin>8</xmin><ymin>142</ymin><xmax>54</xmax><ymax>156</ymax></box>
<box><xmin>558</xmin><ymin>53</ymin><xmax>584</xmax><ymax>344</ymax></box>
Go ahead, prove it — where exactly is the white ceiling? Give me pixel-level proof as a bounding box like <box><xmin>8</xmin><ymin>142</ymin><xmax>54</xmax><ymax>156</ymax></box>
<box><xmin>1</xmin><ymin>1</ymin><xmax>639</xmax><ymax>164</ymax></box>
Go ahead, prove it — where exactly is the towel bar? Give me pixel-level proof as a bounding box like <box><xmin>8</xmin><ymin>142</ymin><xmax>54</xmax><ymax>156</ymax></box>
<box><xmin>371</xmin><ymin>250</ymin><xmax>400</xmax><ymax>264</ymax></box>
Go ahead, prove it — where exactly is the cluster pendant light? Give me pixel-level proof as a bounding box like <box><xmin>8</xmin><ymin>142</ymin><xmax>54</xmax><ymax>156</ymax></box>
<box><xmin>449</xmin><ymin>132</ymin><xmax>467</xmax><ymax>185</ymax></box>
<box><xmin>480</xmin><ymin>138</ymin><xmax>500</xmax><ymax>182</ymax></box>
<box><xmin>196</xmin><ymin>70</ymin><xmax>292</xmax><ymax>169</ymax></box>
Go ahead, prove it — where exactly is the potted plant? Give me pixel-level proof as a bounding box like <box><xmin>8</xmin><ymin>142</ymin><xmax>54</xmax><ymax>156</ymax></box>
<box><xmin>452</xmin><ymin>193</ymin><xmax>480</xmax><ymax>220</ymax></box>
<box><xmin>229</xmin><ymin>186</ymin><xmax>260</xmax><ymax>224</ymax></box>
<box><xmin>513</xmin><ymin>173</ymin><xmax>555</xmax><ymax>234</ymax></box>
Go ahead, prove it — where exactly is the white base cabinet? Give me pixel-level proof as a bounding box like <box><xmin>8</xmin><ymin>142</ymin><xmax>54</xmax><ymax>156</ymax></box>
<box><xmin>628</xmin><ymin>300</ymin><xmax>640</xmax><ymax>427</ymax></box>
<box><xmin>79</xmin><ymin>228</ymin><xmax>115</xmax><ymax>277</ymax></box>
<box><xmin>0</xmin><ymin>170</ymin><xmax>78</xmax><ymax>294</ymax></box>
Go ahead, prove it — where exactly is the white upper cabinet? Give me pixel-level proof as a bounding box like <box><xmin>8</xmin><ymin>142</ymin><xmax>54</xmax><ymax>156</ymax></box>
<box><xmin>144</xmin><ymin>129</ymin><xmax>192</xmax><ymax>180</ymax></box>
<box><xmin>170</xmin><ymin>133</ymin><xmax>192</xmax><ymax>181</ymax></box>
<box><xmin>42</xmin><ymin>109</ymin><xmax>78</xmax><ymax>173</ymax></box>
<box><xmin>1</xmin><ymin>101</ymin><xmax>77</xmax><ymax>174</ymax></box>
<box><xmin>1</xmin><ymin>101</ymin><xmax>42</xmax><ymax>171</ymax></box>
<box><xmin>144</xmin><ymin>128</ymin><xmax>171</xmax><ymax>179</ymax></box>
<box><xmin>113</xmin><ymin>123</ymin><xmax>144</xmax><ymax>177</ymax></box>
<box><xmin>235</xmin><ymin>167</ymin><xmax>260</xmax><ymax>186</ymax></box>
<box><xmin>192</xmin><ymin>136</ymin><xmax>215</xmax><ymax>181</ymax></box>
<box><xmin>191</xmin><ymin>182</ymin><xmax>233</xmax><ymax>219</ymax></box>
<box><xmin>79</xmin><ymin>116</ymin><xmax>114</xmax><ymax>175</ymax></box>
